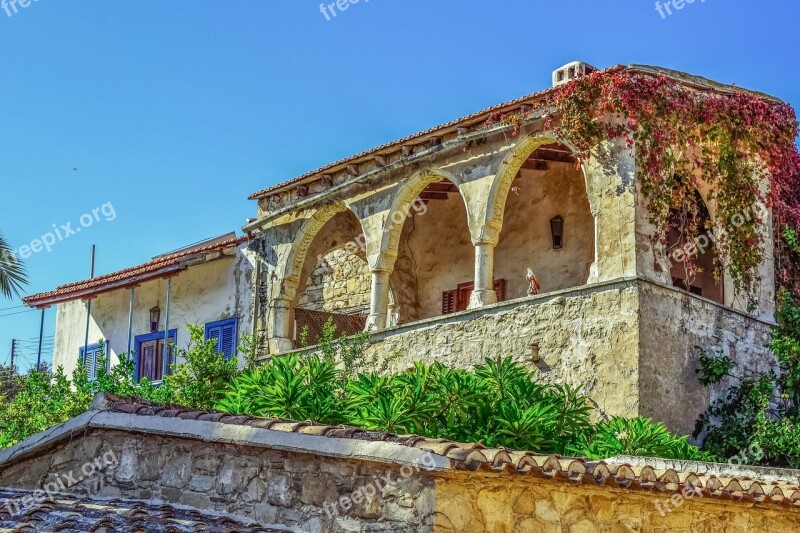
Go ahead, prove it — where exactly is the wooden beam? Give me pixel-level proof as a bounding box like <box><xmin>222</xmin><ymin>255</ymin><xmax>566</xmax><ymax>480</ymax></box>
<box><xmin>419</xmin><ymin>192</ymin><xmax>449</xmax><ymax>201</ymax></box>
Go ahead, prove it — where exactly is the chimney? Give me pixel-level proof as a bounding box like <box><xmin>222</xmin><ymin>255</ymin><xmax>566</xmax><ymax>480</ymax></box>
<box><xmin>552</xmin><ymin>61</ymin><xmax>598</xmax><ymax>87</ymax></box>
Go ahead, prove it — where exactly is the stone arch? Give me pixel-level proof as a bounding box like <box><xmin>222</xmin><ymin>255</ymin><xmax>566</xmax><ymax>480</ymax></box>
<box><xmin>485</xmin><ymin>133</ymin><xmax>590</xmax><ymax>237</ymax></box>
<box><xmin>491</xmin><ymin>134</ymin><xmax>596</xmax><ymax>297</ymax></box>
<box><xmin>279</xmin><ymin>201</ymin><xmax>354</xmax><ymax>302</ymax></box>
<box><xmin>375</xmin><ymin>168</ymin><xmax>469</xmax><ymax>270</ymax></box>
<box><xmin>662</xmin><ymin>187</ymin><xmax>726</xmax><ymax>305</ymax></box>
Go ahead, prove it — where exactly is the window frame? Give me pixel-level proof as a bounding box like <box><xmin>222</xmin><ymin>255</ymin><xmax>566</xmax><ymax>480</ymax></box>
<box><xmin>79</xmin><ymin>342</ymin><xmax>106</xmax><ymax>382</ymax></box>
<box><xmin>133</xmin><ymin>329</ymin><xmax>177</xmax><ymax>383</ymax></box>
<box><xmin>204</xmin><ymin>317</ymin><xmax>239</xmax><ymax>361</ymax></box>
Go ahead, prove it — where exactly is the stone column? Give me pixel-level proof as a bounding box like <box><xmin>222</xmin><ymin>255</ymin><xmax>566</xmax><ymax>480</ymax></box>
<box><xmin>366</xmin><ymin>269</ymin><xmax>392</xmax><ymax>331</ymax></box>
<box><xmin>269</xmin><ymin>296</ymin><xmax>295</xmax><ymax>354</ymax></box>
<box><xmin>469</xmin><ymin>242</ymin><xmax>498</xmax><ymax>308</ymax></box>
<box><xmin>468</xmin><ymin>222</ymin><xmax>501</xmax><ymax>309</ymax></box>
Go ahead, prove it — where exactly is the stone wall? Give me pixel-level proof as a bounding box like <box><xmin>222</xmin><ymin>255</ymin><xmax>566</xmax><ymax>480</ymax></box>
<box><xmin>0</xmin><ymin>429</ymin><xmax>437</xmax><ymax>532</ymax></box>
<box><xmin>358</xmin><ymin>280</ymin><xmax>643</xmax><ymax>421</ymax></box>
<box><xmin>3</xmin><ymin>425</ymin><xmax>797</xmax><ymax>533</ymax></box>
<box><xmin>292</xmin><ymin>278</ymin><xmax>776</xmax><ymax>434</ymax></box>
<box><xmin>434</xmin><ymin>473</ymin><xmax>800</xmax><ymax>532</ymax></box>
<box><xmin>638</xmin><ymin>282</ymin><xmax>776</xmax><ymax>435</ymax></box>
<box><xmin>298</xmin><ymin>247</ymin><xmax>371</xmax><ymax>314</ymax></box>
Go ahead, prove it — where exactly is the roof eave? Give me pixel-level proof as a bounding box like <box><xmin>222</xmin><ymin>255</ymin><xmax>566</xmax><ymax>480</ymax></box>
<box><xmin>248</xmin><ymin>64</ymin><xmax>783</xmax><ymax>202</ymax></box>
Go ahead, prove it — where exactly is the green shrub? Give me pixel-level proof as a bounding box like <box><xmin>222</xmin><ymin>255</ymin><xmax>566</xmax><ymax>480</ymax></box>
<box><xmin>217</xmin><ymin>354</ymin><xmax>704</xmax><ymax>459</ymax></box>
<box><xmin>694</xmin><ymin>290</ymin><xmax>800</xmax><ymax>467</ymax></box>
<box><xmin>0</xmin><ymin>325</ymin><xmax>242</xmax><ymax>448</ymax></box>
<box><xmin>569</xmin><ymin>417</ymin><xmax>716</xmax><ymax>461</ymax></box>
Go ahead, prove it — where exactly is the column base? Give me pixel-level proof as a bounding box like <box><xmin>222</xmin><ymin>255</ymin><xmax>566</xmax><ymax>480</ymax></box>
<box><xmin>269</xmin><ymin>337</ymin><xmax>295</xmax><ymax>355</ymax></box>
<box><xmin>468</xmin><ymin>289</ymin><xmax>497</xmax><ymax>309</ymax></box>
<box><xmin>365</xmin><ymin>313</ymin><xmax>387</xmax><ymax>331</ymax></box>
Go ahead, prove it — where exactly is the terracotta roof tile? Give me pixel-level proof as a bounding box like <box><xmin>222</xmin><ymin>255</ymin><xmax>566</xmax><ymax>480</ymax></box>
<box><xmin>23</xmin><ymin>236</ymin><xmax>248</xmax><ymax>308</ymax></box>
<box><xmin>98</xmin><ymin>394</ymin><xmax>800</xmax><ymax>510</ymax></box>
<box><xmin>247</xmin><ymin>64</ymin><xmax>777</xmax><ymax>202</ymax></box>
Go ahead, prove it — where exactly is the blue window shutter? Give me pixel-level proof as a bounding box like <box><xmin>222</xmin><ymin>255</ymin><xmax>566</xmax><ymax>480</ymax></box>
<box><xmin>207</xmin><ymin>325</ymin><xmax>222</xmax><ymax>347</ymax></box>
<box><xmin>79</xmin><ymin>342</ymin><xmax>105</xmax><ymax>381</ymax></box>
<box><xmin>205</xmin><ymin>318</ymin><xmax>238</xmax><ymax>360</ymax></box>
<box><xmin>220</xmin><ymin>323</ymin><xmax>235</xmax><ymax>360</ymax></box>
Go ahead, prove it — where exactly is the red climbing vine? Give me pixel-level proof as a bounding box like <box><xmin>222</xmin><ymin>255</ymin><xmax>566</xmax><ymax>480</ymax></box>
<box><xmin>493</xmin><ymin>69</ymin><xmax>800</xmax><ymax>300</ymax></box>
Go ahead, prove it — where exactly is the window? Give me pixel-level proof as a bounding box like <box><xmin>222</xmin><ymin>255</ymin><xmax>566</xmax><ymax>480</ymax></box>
<box><xmin>134</xmin><ymin>330</ymin><xmax>177</xmax><ymax>383</ymax></box>
<box><xmin>442</xmin><ymin>280</ymin><xmax>506</xmax><ymax>314</ymax></box>
<box><xmin>79</xmin><ymin>342</ymin><xmax>106</xmax><ymax>381</ymax></box>
<box><xmin>205</xmin><ymin>318</ymin><xmax>239</xmax><ymax>360</ymax></box>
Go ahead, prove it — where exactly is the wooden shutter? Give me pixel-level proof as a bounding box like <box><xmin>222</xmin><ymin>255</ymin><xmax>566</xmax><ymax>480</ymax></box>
<box><xmin>220</xmin><ymin>323</ymin><xmax>235</xmax><ymax>360</ymax></box>
<box><xmin>442</xmin><ymin>290</ymin><xmax>457</xmax><ymax>314</ymax></box>
<box><xmin>494</xmin><ymin>279</ymin><xmax>507</xmax><ymax>302</ymax></box>
<box><xmin>443</xmin><ymin>279</ymin><xmax>507</xmax><ymax>314</ymax></box>
<box><xmin>80</xmin><ymin>344</ymin><xmax>105</xmax><ymax>381</ymax></box>
<box><xmin>205</xmin><ymin>318</ymin><xmax>238</xmax><ymax>360</ymax></box>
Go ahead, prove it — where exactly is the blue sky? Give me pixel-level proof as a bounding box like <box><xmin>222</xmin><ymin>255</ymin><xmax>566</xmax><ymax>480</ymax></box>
<box><xmin>0</xmin><ymin>0</ymin><xmax>797</xmax><ymax>369</ymax></box>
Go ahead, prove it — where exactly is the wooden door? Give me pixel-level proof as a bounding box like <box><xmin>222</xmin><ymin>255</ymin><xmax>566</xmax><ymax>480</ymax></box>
<box><xmin>137</xmin><ymin>336</ymin><xmax>175</xmax><ymax>382</ymax></box>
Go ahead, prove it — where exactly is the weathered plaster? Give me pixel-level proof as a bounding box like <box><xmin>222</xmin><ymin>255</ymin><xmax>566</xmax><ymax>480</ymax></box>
<box><xmin>52</xmin><ymin>248</ymin><xmax>254</xmax><ymax>374</ymax></box>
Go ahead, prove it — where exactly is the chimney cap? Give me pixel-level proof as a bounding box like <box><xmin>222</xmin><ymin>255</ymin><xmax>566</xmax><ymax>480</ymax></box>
<box><xmin>552</xmin><ymin>61</ymin><xmax>598</xmax><ymax>87</ymax></box>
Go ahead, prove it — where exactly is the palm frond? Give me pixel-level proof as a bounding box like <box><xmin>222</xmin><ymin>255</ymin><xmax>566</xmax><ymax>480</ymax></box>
<box><xmin>0</xmin><ymin>233</ymin><xmax>27</xmax><ymax>299</ymax></box>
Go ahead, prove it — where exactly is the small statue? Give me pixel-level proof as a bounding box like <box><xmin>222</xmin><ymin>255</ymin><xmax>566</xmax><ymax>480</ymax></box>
<box><xmin>526</xmin><ymin>267</ymin><xmax>541</xmax><ymax>296</ymax></box>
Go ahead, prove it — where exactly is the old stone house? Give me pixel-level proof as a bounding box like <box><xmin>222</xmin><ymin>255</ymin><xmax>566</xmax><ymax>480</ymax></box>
<box><xmin>0</xmin><ymin>394</ymin><xmax>798</xmax><ymax>531</ymax></box>
<box><xmin>25</xmin><ymin>234</ymin><xmax>254</xmax><ymax>382</ymax></box>
<box><xmin>243</xmin><ymin>63</ymin><xmax>778</xmax><ymax>435</ymax></box>
<box><xmin>25</xmin><ymin>63</ymin><xmax>780</xmax><ymax>436</ymax></box>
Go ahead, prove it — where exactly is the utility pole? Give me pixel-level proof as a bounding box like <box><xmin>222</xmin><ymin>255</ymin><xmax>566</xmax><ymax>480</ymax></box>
<box><xmin>10</xmin><ymin>339</ymin><xmax>15</xmax><ymax>370</ymax></box>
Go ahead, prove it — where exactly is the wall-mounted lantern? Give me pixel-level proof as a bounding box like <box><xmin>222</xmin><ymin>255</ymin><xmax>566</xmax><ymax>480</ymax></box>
<box><xmin>149</xmin><ymin>305</ymin><xmax>160</xmax><ymax>333</ymax></box>
<box><xmin>550</xmin><ymin>215</ymin><xmax>564</xmax><ymax>249</ymax></box>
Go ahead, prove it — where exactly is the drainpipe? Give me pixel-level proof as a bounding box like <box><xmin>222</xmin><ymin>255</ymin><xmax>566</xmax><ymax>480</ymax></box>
<box><xmin>36</xmin><ymin>308</ymin><xmax>45</xmax><ymax>371</ymax></box>
<box><xmin>126</xmin><ymin>287</ymin><xmax>135</xmax><ymax>361</ymax></box>
<box><xmin>162</xmin><ymin>277</ymin><xmax>172</xmax><ymax>379</ymax></box>
<box><xmin>82</xmin><ymin>245</ymin><xmax>96</xmax><ymax>364</ymax></box>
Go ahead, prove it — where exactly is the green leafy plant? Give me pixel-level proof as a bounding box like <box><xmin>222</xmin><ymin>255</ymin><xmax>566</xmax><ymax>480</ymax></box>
<box><xmin>217</xmin><ymin>355</ymin><xmax>703</xmax><ymax>459</ymax></box>
<box><xmin>570</xmin><ymin>417</ymin><xmax>716</xmax><ymax>461</ymax></box>
<box><xmin>695</xmin><ymin>291</ymin><xmax>800</xmax><ymax>466</ymax></box>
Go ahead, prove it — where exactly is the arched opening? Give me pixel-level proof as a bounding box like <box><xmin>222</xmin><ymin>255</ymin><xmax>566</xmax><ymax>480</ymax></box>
<box><xmin>664</xmin><ymin>191</ymin><xmax>724</xmax><ymax>304</ymax></box>
<box><xmin>390</xmin><ymin>178</ymin><xmax>474</xmax><ymax>323</ymax></box>
<box><xmin>494</xmin><ymin>142</ymin><xmax>595</xmax><ymax>298</ymax></box>
<box><xmin>290</xmin><ymin>209</ymin><xmax>392</xmax><ymax>345</ymax></box>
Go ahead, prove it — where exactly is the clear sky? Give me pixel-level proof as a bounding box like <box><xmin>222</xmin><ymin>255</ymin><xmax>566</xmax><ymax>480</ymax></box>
<box><xmin>0</xmin><ymin>0</ymin><xmax>798</xmax><ymax>370</ymax></box>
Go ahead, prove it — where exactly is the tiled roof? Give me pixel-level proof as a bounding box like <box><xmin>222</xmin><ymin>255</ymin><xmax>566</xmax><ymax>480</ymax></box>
<box><xmin>248</xmin><ymin>64</ymin><xmax>779</xmax><ymax>201</ymax></box>
<box><xmin>0</xmin><ymin>489</ymin><xmax>290</xmax><ymax>532</ymax></box>
<box><xmin>105</xmin><ymin>395</ymin><xmax>800</xmax><ymax>510</ymax></box>
<box><xmin>23</xmin><ymin>236</ymin><xmax>248</xmax><ymax>309</ymax></box>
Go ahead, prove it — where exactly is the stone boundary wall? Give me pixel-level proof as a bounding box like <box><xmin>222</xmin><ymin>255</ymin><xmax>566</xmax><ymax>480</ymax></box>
<box><xmin>0</xmin><ymin>429</ymin><xmax>437</xmax><ymax>532</ymax></box>
<box><xmin>434</xmin><ymin>472</ymin><xmax>800</xmax><ymax>532</ymax></box>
